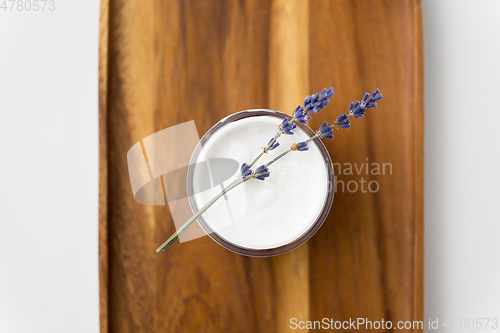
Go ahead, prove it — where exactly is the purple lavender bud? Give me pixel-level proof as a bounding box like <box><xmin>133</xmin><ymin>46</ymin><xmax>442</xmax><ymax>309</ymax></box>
<box><xmin>326</xmin><ymin>87</ymin><xmax>334</xmax><ymax>98</ymax></box>
<box><xmin>362</xmin><ymin>92</ymin><xmax>370</xmax><ymax>102</ymax></box>
<box><xmin>350</xmin><ymin>101</ymin><xmax>360</xmax><ymax>112</ymax></box>
<box><xmin>293</xmin><ymin>105</ymin><xmax>303</xmax><ymax>117</ymax></box>
<box><xmin>297</xmin><ymin>143</ymin><xmax>309</xmax><ymax>151</ymax></box>
<box><xmin>352</xmin><ymin>106</ymin><xmax>366</xmax><ymax>117</ymax></box>
<box><xmin>303</xmin><ymin>87</ymin><xmax>334</xmax><ymax>114</ymax></box>
<box><xmin>267</xmin><ymin>138</ymin><xmax>280</xmax><ymax>151</ymax></box>
<box><xmin>297</xmin><ymin>112</ymin><xmax>311</xmax><ymax>124</ymax></box>
<box><xmin>335</xmin><ymin>113</ymin><xmax>351</xmax><ymax>128</ymax></box>
<box><xmin>371</xmin><ymin>88</ymin><xmax>380</xmax><ymax>97</ymax></box>
<box><xmin>254</xmin><ymin>165</ymin><xmax>270</xmax><ymax>181</ymax></box>
<box><xmin>280</xmin><ymin>117</ymin><xmax>296</xmax><ymax>135</ymax></box>
<box><xmin>291</xmin><ymin>142</ymin><xmax>309</xmax><ymax>152</ymax></box>
<box><xmin>366</xmin><ymin>89</ymin><xmax>382</xmax><ymax>106</ymax></box>
<box><xmin>318</xmin><ymin>121</ymin><xmax>334</xmax><ymax>139</ymax></box>
<box><xmin>352</xmin><ymin>102</ymin><xmax>365</xmax><ymax>117</ymax></box>
<box><xmin>255</xmin><ymin>165</ymin><xmax>268</xmax><ymax>173</ymax></box>
<box><xmin>349</xmin><ymin>89</ymin><xmax>383</xmax><ymax>118</ymax></box>
<box><xmin>293</xmin><ymin>105</ymin><xmax>311</xmax><ymax>124</ymax></box>
<box><xmin>304</xmin><ymin>96</ymin><xmax>313</xmax><ymax>111</ymax></box>
<box><xmin>320</xmin><ymin>87</ymin><xmax>334</xmax><ymax>99</ymax></box>
<box><xmin>241</xmin><ymin>163</ymin><xmax>250</xmax><ymax>173</ymax></box>
<box><xmin>240</xmin><ymin>163</ymin><xmax>252</xmax><ymax>179</ymax></box>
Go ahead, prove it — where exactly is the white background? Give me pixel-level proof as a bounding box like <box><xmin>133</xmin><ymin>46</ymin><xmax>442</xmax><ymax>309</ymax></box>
<box><xmin>0</xmin><ymin>1</ymin><xmax>100</xmax><ymax>332</ymax></box>
<box><xmin>0</xmin><ymin>1</ymin><xmax>499</xmax><ymax>332</ymax></box>
<box><xmin>423</xmin><ymin>0</ymin><xmax>500</xmax><ymax>329</ymax></box>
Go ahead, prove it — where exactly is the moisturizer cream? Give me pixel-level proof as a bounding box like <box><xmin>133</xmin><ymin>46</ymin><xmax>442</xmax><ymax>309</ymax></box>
<box><xmin>189</xmin><ymin>110</ymin><xmax>333</xmax><ymax>255</ymax></box>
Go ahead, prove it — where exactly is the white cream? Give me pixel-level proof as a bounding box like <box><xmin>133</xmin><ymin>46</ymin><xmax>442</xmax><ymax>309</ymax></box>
<box><xmin>191</xmin><ymin>115</ymin><xmax>329</xmax><ymax>250</ymax></box>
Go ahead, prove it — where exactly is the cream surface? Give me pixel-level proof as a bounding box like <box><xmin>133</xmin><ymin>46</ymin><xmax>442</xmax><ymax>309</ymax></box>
<box><xmin>192</xmin><ymin>114</ymin><xmax>329</xmax><ymax>250</ymax></box>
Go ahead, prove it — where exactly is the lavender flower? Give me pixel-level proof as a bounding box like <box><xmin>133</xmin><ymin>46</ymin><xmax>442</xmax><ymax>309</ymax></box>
<box><xmin>304</xmin><ymin>87</ymin><xmax>334</xmax><ymax>114</ymax></box>
<box><xmin>240</xmin><ymin>163</ymin><xmax>252</xmax><ymax>179</ymax></box>
<box><xmin>291</xmin><ymin>142</ymin><xmax>309</xmax><ymax>152</ymax></box>
<box><xmin>253</xmin><ymin>165</ymin><xmax>270</xmax><ymax>181</ymax></box>
<box><xmin>279</xmin><ymin>117</ymin><xmax>296</xmax><ymax>135</ymax></box>
<box><xmin>349</xmin><ymin>88</ymin><xmax>383</xmax><ymax>118</ymax></box>
<box><xmin>266</xmin><ymin>138</ymin><xmax>280</xmax><ymax>151</ymax></box>
<box><xmin>293</xmin><ymin>105</ymin><xmax>312</xmax><ymax>124</ymax></box>
<box><xmin>317</xmin><ymin>121</ymin><xmax>334</xmax><ymax>139</ymax></box>
<box><xmin>334</xmin><ymin>113</ymin><xmax>351</xmax><ymax>129</ymax></box>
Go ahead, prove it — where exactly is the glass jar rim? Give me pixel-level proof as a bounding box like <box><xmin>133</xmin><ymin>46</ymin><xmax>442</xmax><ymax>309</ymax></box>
<box><xmin>186</xmin><ymin>109</ymin><xmax>335</xmax><ymax>257</ymax></box>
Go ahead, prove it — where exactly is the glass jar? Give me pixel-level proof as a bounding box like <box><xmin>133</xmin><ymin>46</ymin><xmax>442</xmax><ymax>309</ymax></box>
<box><xmin>187</xmin><ymin>109</ymin><xmax>335</xmax><ymax>257</ymax></box>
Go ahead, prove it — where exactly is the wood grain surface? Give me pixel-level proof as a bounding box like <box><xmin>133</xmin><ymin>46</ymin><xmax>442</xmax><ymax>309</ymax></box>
<box><xmin>99</xmin><ymin>0</ymin><xmax>423</xmax><ymax>332</ymax></box>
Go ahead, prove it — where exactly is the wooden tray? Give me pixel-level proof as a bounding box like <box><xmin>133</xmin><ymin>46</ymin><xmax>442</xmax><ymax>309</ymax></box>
<box><xmin>99</xmin><ymin>0</ymin><xmax>423</xmax><ymax>332</ymax></box>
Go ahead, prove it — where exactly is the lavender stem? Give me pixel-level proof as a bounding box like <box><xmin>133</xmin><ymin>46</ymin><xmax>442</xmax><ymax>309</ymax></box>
<box><xmin>265</xmin><ymin>149</ymin><xmax>292</xmax><ymax>167</ymax></box>
<box><xmin>156</xmin><ymin>177</ymin><xmax>249</xmax><ymax>252</ymax></box>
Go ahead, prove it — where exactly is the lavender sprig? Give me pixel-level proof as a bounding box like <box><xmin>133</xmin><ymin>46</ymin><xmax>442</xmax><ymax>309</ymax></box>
<box><xmin>303</xmin><ymin>87</ymin><xmax>335</xmax><ymax>113</ymax></box>
<box><xmin>310</xmin><ymin>88</ymin><xmax>383</xmax><ymax>141</ymax></box>
<box><xmin>157</xmin><ymin>88</ymin><xmax>382</xmax><ymax>253</ymax></box>
<box><xmin>248</xmin><ymin>87</ymin><xmax>335</xmax><ymax>168</ymax></box>
<box><xmin>268</xmin><ymin>89</ymin><xmax>383</xmax><ymax>167</ymax></box>
<box><xmin>348</xmin><ymin>88</ymin><xmax>383</xmax><ymax>118</ymax></box>
<box><xmin>240</xmin><ymin>163</ymin><xmax>252</xmax><ymax>179</ymax></box>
